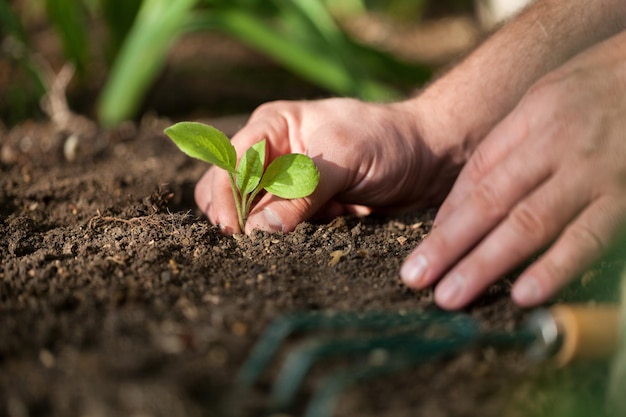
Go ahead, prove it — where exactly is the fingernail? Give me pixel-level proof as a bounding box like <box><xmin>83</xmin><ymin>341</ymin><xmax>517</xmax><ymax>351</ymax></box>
<box><xmin>248</xmin><ymin>208</ymin><xmax>284</xmax><ymax>233</ymax></box>
<box><xmin>218</xmin><ymin>223</ymin><xmax>234</xmax><ymax>235</ymax></box>
<box><xmin>512</xmin><ymin>277</ymin><xmax>541</xmax><ymax>305</ymax></box>
<box><xmin>400</xmin><ymin>254</ymin><xmax>429</xmax><ymax>288</ymax></box>
<box><xmin>435</xmin><ymin>273</ymin><xmax>464</xmax><ymax>307</ymax></box>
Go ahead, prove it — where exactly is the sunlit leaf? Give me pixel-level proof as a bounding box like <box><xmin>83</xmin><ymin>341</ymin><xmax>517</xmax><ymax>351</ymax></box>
<box><xmin>164</xmin><ymin>122</ymin><xmax>237</xmax><ymax>173</ymax></box>
<box><xmin>259</xmin><ymin>153</ymin><xmax>319</xmax><ymax>199</ymax></box>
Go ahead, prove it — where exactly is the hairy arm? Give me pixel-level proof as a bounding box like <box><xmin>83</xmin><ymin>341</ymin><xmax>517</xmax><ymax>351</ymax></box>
<box><xmin>412</xmin><ymin>0</ymin><xmax>626</xmax><ymax>166</ymax></box>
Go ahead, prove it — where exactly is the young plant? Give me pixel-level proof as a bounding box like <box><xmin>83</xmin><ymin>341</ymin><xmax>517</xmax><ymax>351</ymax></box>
<box><xmin>164</xmin><ymin>121</ymin><xmax>320</xmax><ymax>231</ymax></box>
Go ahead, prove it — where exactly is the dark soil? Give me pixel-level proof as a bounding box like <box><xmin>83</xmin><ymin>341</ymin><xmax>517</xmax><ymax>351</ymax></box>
<box><xmin>0</xmin><ymin>110</ymin><xmax>565</xmax><ymax>417</ymax></box>
<box><xmin>0</xmin><ymin>112</ymin><xmax>531</xmax><ymax>416</ymax></box>
<box><xmin>0</xmin><ymin>18</ymin><xmax>620</xmax><ymax>417</ymax></box>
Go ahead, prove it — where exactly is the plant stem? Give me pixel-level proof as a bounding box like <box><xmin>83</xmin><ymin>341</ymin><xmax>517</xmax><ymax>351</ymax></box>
<box><xmin>229</xmin><ymin>173</ymin><xmax>245</xmax><ymax>231</ymax></box>
<box><xmin>244</xmin><ymin>187</ymin><xmax>263</xmax><ymax>224</ymax></box>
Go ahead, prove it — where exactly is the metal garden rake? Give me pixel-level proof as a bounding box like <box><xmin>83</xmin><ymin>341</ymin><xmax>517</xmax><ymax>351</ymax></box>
<box><xmin>235</xmin><ymin>305</ymin><xmax>619</xmax><ymax>417</ymax></box>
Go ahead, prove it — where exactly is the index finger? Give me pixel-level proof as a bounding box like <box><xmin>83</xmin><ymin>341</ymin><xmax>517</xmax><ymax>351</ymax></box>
<box><xmin>400</xmin><ymin>126</ymin><xmax>551</xmax><ymax>290</ymax></box>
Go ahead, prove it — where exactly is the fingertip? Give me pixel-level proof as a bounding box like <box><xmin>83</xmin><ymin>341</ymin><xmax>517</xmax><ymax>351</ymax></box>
<box><xmin>245</xmin><ymin>194</ymin><xmax>321</xmax><ymax>234</ymax></box>
<box><xmin>511</xmin><ymin>275</ymin><xmax>546</xmax><ymax>307</ymax></box>
<box><xmin>212</xmin><ymin>206</ymin><xmax>242</xmax><ymax>235</ymax></box>
<box><xmin>218</xmin><ymin>222</ymin><xmax>239</xmax><ymax>235</ymax></box>
<box><xmin>194</xmin><ymin>166</ymin><xmax>244</xmax><ymax>234</ymax></box>
<box><xmin>400</xmin><ymin>253</ymin><xmax>429</xmax><ymax>289</ymax></box>
<box><xmin>434</xmin><ymin>273</ymin><xmax>467</xmax><ymax>310</ymax></box>
<box><xmin>244</xmin><ymin>207</ymin><xmax>285</xmax><ymax>234</ymax></box>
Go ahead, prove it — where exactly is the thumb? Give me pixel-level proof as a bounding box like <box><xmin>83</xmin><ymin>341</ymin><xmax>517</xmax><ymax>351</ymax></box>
<box><xmin>244</xmin><ymin>170</ymin><xmax>343</xmax><ymax>233</ymax></box>
<box><xmin>244</xmin><ymin>150</ymin><xmax>358</xmax><ymax>233</ymax></box>
<box><xmin>244</xmin><ymin>196</ymin><xmax>315</xmax><ymax>234</ymax></box>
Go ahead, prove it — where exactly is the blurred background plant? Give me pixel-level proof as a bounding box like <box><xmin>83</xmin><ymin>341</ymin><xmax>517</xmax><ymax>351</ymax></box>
<box><xmin>1</xmin><ymin>0</ymin><xmax>478</xmax><ymax>128</ymax></box>
<box><xmin>0</xmin><ymin>0</ymin><xmax>48</xmax><ymax>125</ymax></box>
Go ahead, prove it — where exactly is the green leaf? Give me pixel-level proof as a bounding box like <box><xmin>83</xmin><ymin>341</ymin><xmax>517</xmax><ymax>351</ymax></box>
<box><xmin>259</xmin><ymin>153</ymin><xmax>319</xmax><ymax>199</ymax></box>
<box><xmin>98</xmin><ymin>0</ymin><xmax>197</xmax><ymax>126</ymax></box>
<box><xmin>164</xmin><ymin>122</ymin><xmax>237</xmax><ymax>173</ymax></box>
<box><xmin>100</xmin><ymin>0</ymin><xmax>143</xmax><ymax>62</ymax></box>
<box><xmin>237</xmin><ymin>139</ymin><xmax>266</xmax><ymax>195</ymax></box>
<box><xmin>45</xmin><ymin>0</ymin><xmax>89</xmax><ymax>74</ymax></box>
<box><xmin>0</xmin><ymin>0</ymin><xmax>27</xmax><ymax>41</ymax></box>
<box><xmin>187</xmin><ymin>9</ymin><xmax>399</xmax><ymax>101</ymax></box>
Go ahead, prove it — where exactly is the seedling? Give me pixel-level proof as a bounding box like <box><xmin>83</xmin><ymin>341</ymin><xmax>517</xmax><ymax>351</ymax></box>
<box><xmin>164</xmin><ymin>122</ymin><xmax>320</xmax><ymax>231</ymax></box>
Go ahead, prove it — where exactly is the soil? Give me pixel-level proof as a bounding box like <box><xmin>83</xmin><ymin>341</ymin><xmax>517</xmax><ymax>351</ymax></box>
<box><xmin>4</xmin><ymin>112</ymin><xmax>619</xmax><ymax>417</ymax></box>
<box><xmin>0</xmin><ymin>14</ymin><xmax>621</xmax><ymax>417</ymax></box>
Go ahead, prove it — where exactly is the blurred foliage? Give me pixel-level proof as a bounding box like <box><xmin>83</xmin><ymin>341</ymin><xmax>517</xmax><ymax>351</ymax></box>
<box><xmin>45</xmin><ymin>0</ymin><xmax>89</xmax><ymax>74</ymax></box>
<box><xmin>363</xmin><ymin>0</ymin><xmax>473</xmax><ymax>21</ymax></box>
<box><xmin>99</xmin><ymin>0</ymin><xmax>142</xmax><ymax>61</ymax></box>
<box><xmin>98</xmin><ymin>0</ymin><xmax>198</xmax><ymax>125</ymax></box>
<box><xmin>0</xmin><ymin>0</ymin><xmax>440</xmax><ymax>127</ymax></box>
<box><xmin>505</xmin><ymin>362</ymin><xmax>613</xmax><ymax>417</ymax></box>
<box><xmin>0</xmin><ymin>0</ymin><xmax>47</xmax><ymax>125</ymax></box>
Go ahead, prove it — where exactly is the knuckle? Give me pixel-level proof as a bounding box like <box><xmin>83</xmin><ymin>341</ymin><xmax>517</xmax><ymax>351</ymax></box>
<box><xmin>251</xmin><ymin>100</ymin><xmax>289</xmax><ymax>118</ymax></box>
<box><xmin>250</xmin><ymin>102</ymin><xmax>273</xmax><ymax>118</ymax></box>
<box><xmin>508</xmin><ymin>202</ymin><xmax>546</xmax><ymax>241</ymax></box>
<box><xmin>564</xmin><ymin>221</ymin><xmax>607</xmax><ymax>255</ymax></box>
<box><xmin>472</xmin><ymin>180</ymin><xmax>506</xmax><ymax>216</ymax></box>
<box><xmin>525</xmin><ymin>78</ymin><xmax>552</xmax><ymax>99</ymax></box>
<box><xmin>526</xmin><ymin>73</ymin><xmax>566</xmax><ymax>101</ymax></box>
<box><xmin>465</xmin><ymin>147</ymin><xmax>492</xmax><ymax>183</ymax></box>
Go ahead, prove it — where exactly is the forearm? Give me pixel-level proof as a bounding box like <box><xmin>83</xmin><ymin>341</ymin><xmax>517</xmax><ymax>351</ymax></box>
<box><xmin>410</xmin><ymin>0</ymin><xmax>626</xmax><ymax>162</ymax></box>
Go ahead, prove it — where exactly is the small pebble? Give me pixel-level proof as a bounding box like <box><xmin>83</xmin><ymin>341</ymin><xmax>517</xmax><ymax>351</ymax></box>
<box><xmin>63</xmin><ymin>134</ymin><xmax>80</xmax><ymax>162</ymax></box>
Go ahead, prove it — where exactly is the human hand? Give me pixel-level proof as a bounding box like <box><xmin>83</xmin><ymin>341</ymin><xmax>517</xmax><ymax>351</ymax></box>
<box><xmin>401</xmin><ymin>32</ymin><xmax>626</xmax><ymax>309</ymax></box>
<box><xmin>195</xmin><ymin>98</ymin><xmax>460</xmax><ymax>234</ymax></box>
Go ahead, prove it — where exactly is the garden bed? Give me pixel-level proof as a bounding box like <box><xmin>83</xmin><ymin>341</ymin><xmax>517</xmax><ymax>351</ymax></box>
<box><xmin>0</xmin><ymin>16</ymin><xmax>618</xmax><ymax>417</ymax></box>
<box><xmin>3</xmin><ymin>111</ymin><xmax>596</xmax><ymax>417</ymax></box>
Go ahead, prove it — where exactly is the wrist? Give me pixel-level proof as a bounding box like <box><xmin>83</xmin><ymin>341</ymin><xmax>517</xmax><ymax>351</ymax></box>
<box><xmin>390</xmin><ymin>96</ymin><xmax>471</xmax><ymax>205</ymax></box>
<box><xmin>395</xmin><ymin>86</ymin><xmax>479</xmax><ymax>169</ymax></box>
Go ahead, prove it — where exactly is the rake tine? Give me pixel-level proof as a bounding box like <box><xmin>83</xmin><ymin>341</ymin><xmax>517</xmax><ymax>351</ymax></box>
<box><xmin>302</xmin><ymin>337</ymin><xmax>474</xmax><ymax>417</ymax></box>
<box><xmin>302</xmin><ymin>326</ymin><xmax>542</xmax><ymax>417</ymax></box>
<box><xmin>237</xmin><ymin>309</ymin><xmax>472</xmax><ymax>387</ymax></box>
<box><xmin>269</xmin><ymin>330</ymin><xmax>477</xmax><ymax>411</ymax></box>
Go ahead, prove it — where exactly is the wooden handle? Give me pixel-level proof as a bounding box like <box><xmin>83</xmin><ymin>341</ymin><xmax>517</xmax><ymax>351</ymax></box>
<box><xmin>550</xmin><ymin>304</ymin><xmax>621</xmax><ymax>367</ymax></box>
